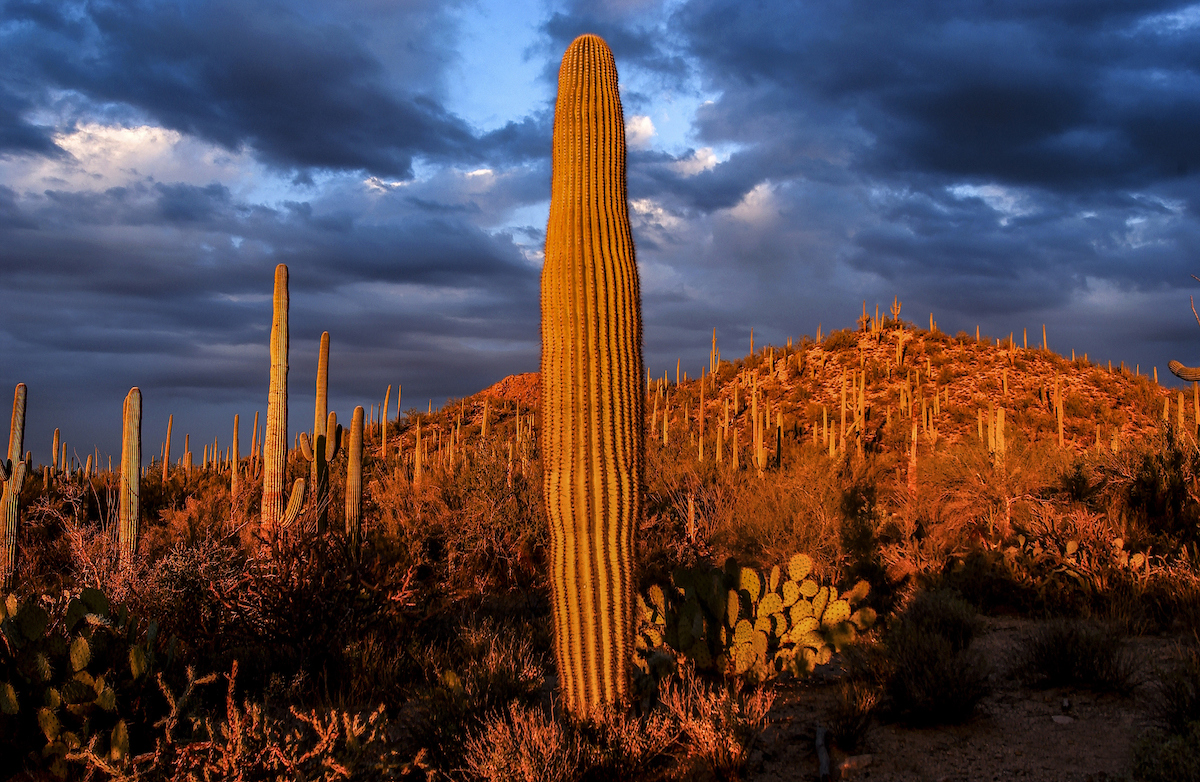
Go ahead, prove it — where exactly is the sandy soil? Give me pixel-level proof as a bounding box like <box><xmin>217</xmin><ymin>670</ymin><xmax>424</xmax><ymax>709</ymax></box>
<box><xmin>749</xmin><ymin>617</ymin><xmax>1187</xmax><ymax>782</ymax></box>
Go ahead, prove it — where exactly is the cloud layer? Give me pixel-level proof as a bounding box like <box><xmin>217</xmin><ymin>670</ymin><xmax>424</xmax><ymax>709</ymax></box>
<box><xmin>2</xmin><ymin>0</ymin><xmax>1200</xmax><ymax>458</ymax></box>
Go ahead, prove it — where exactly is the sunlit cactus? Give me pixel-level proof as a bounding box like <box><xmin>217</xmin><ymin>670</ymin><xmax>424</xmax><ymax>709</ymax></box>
<box><xmin>1</xmin><ymin>383</ymin><xmax>27</xmax><ymax>590</ymax></box>
<box><xmin>231</xmin><ymin>414</ymin><xmax>240</xmax><ymax>499</ymax></box>
<box><xmin>261</xmin><ymin>263</ymin><xmax>306</xmax><ymax>533</ymax></box>
<box><xmin>119</xmin><ymin>387</ymin><xmax>141</xmax><ymax>567</ymax></box>
<box><xmin>541</xmin><ymin>33</ymin><xmax>644</xmax><ymax>716</ymax></box>
<box><xmin>300</xmin><ymin>411</ymin><xmax>341</xmax><ymax>533</ymax></box>
<box><xmin>1169</xmin><ymin>360</ymin><xmax>1200</xmax><ymax>382</ymax></box>
<box><xmin>346</xmin><ymin>405</ymin><xmax>364</xmax><ymax>553</ymax></box>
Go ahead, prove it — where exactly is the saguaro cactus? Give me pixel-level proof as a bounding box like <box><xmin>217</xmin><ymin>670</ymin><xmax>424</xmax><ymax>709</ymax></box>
<box><xmin>300</xmin><ymin>411</ymin><xmax>341</xmax><ymax>532</ymax></box>
<box><xmin>119</xmin><ymin>387</ymin><xmax>141</xmax><ymax>567</ymax></box>
<box><xmin>345</xmin><ymin>405</ymin><xmax>364</xmax><ymax>553</ymax></box>
<box><xmin>261</xmin><ymin>264</ymin><xmax>306</xmax><ymax>533</ymax></box>
<box><xmin>541</xmin><ymin>34</ymin><xmax>645</xmax><ymax>716</ymax></box>
<box><xmin>231</xmin><ymin>414</ymin><xmax>240</xmax><ymax>498</ymax></box>
<box><xmin>1</xmin><ymin>383</ymin><xmax>27</xmax><ymax>590</ymax></box>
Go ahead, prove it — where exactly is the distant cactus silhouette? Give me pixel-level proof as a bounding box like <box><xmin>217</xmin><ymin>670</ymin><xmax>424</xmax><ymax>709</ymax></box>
<box><xmin>541</xmin><ymin>33</ymin><xmax>644</xmax><ymax>715</ymax></box>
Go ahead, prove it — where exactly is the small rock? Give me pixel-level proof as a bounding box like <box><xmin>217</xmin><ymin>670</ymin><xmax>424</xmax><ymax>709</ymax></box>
<box><xmin>1052</xmin><ymin>714</ymin><xmax>1075</xmax><ymax>724</ymax></box>
<box><xmin>838</xmin><ymin>754</ymin><xmax>873</xmax><ymax>775</ymax></box>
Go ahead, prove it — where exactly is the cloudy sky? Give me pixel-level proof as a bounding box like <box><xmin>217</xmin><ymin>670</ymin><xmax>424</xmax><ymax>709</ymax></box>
<box><xmin>3</xmin><ymin>0</ymin><xmax>1200</xmax><ymax>461</ymax></box>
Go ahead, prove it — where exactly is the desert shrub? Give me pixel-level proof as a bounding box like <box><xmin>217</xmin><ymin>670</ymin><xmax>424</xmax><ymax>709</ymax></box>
<box><xmin>657</xmin><ymin>668</ymin><xmax>774</xmax><ymax>780</ymax></box>
<box><xmin>896</xmin><ymin>590</ymin><xmax>980</xmax><ymax>652</ymax></box>
<box><xmin>412</xmin><ymin>616</ymin><xmax>549</xmax><ymax>769</ymax></box>
<box><xmin>1131</xmin><ymin>722</ymin><xmax>1200</xmax><ymax>782</ymax></box>
<box><xmin>1014</xmin><ymin>620</ymin><xmax>1140</xmax><ymax>694</ymax></box>
<box><xmin>72</xmin><ymin>661</ymin><xmax>425</xmax><ymax>782</ymax></box>
<box><xmin>821</xmin><ymin>329</ymin><xmax>858</xmax><ymax>352</ymax></box>
<box><xmin>826</xmin><ymin>679</ymin><xmax>878</xmax><ymax>753</ymax></box>
<box><xmin>1152</xmin><ymin>642</ymin><xmax>1200</xmax><ymax>736</ymax></box>
<box><xmin>463</xmin><ymin>702</ymin><xmax>678</xmax><ymax>782</ymax></box>
<box><xmin>881</xmin><ymin>591</ymin><xmax>990</xmax><ymax>725</ymax></box>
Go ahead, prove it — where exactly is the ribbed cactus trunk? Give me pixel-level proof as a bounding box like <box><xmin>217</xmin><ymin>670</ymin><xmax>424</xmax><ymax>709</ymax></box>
<box><xmin>231</xmin><ymin>414</ymin><xmax>240</xmax><ymax>498</ymax></box>
<box><xmin>346</xmin><ymin>405</ymin><xmax>364</xmax><ymax>553</ymax></box>
<box><xmin>119</xmin><ymin>387</ymin><xmax>141</xmax><ymax>567</ymax></box>
<box><xmin>261</xmin><ymin>264</ymin><xmax>305</xmax><ymax>533</ymax></box>
<box><xmin>1</xmin><ymin>383</ymin><xmax>27</xmax><ymax>590</ymax></box>
<box><xmin>312</xmin><ymin>331</ymin><xmax>329</xmax><ymax>487</ymax></box>
<box><xmin>162</xmin><ymin>414</ymin><xmax>172</xmax><ymax>483</ymax></box>
<box><xmin>541</xmin><ymin>34</ymin><xmax>644</xmax><ymax>716</ymax></box>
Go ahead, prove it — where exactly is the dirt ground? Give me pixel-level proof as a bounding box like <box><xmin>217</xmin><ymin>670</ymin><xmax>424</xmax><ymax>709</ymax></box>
<box><xmin>748</xmin><ymin>617</ymin><xmax>1188</xmax><ymax>782</ymax></box>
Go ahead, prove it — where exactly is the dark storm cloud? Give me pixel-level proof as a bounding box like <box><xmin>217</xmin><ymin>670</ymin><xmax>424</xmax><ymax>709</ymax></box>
<box><xmin>676</xmin><ymin>0</ymin><xmax>1200</xmax><ymax>193</ymax></box>
<box><xmin>0</xmin><ymin>0</ymin><xmax>488</xmax><ymax>177</ymax></box>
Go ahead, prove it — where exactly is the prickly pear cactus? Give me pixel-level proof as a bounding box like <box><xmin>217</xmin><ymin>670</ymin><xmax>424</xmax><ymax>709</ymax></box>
<box><xmin>0</xmin><ymin>589</ymin><xmax>172</xmax><ymax>777</ymax></box>
<box><xmin>635</xmin><ymin>553</ymin><xmax>876</xmax><ymax>684</ymax></box>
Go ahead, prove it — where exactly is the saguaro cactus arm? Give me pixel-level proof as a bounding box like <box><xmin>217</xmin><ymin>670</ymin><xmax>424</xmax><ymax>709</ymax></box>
<box><xmin>541</xmin><ymin>33</ymin><xmax>644</xmax><ymax>716</ymax></box>
<box><xmin>1169</xmin><ymin>360</ymin><xmax>1200</xmax><ymax>382</ymax></box>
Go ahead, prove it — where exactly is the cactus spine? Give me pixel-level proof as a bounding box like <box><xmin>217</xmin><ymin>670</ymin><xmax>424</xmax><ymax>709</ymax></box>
<box><xmin>541</xmin><ymin>34</ymin><xmax>644</xmax><ymax>716</ymax></box>
<box><xmin>119</xmin><ymin>387</ymin><xmax>141</xmax><ymax>567</ymax></box>
<box><xmin>346</xmin><ymin>405</ymin><xmax>364</xmax><ymax>553</ymax></box>
<box><xmin>261</xmin><ymin>264</ymin><xmax>305</xmax><ymax>533</ymax></box>
<box><xmin>1</xmin><ymin>383</ymin><xmax>27</xmax><ymax>590</ymax></box>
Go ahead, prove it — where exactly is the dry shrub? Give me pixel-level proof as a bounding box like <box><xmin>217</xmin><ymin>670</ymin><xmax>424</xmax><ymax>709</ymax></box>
<box><xmin>658</xmin><ymin>667</ymin><xmax>775</xmax><ymax>780</ymax></box>
<box><xmin>1014</xmin><ymin>620</ymin><xmax>1140</xmax><ymax>694</ymax></box>
<box><xmin>881</xmin><ymin>591</ymin><xmax>991</xmax><ymax>725</ymax></box>
<box><xmin>462</xmin><ymin>666</ymin><xmax>771</xmax><ymax>782</ymax></box>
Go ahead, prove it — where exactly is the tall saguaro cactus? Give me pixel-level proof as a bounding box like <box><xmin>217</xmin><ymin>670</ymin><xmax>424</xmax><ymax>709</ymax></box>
<box><xmin>119</xmin><ymin>387</ymin><xmax>141</xmax><ymax>567</ymax></box>
<box><xmin>541</xmin><ymin>34</ymin><xmax>645</xmax><ymax>716</ymax></box>
<box><xmin>345</xmin><ymin>405</ymin><xmax>364</xmax><ymax>553</ymax></box>
<box><xmin>1</xmin><ymin>383</ymin><xmax>27</xmax><ymax>590</ymax></box>
<box><xmin>262</xmin><ymin>264</ymin><xmax>306</xmax><ymax>533</ymax></box>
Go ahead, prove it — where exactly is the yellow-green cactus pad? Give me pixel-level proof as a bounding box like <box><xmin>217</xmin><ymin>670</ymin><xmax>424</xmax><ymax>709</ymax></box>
<box><xmin>789</xmin><ymin>553</ymin><xmax>814</xmax><ymax>581</ymax></box>
<box><xmin>812</xmin><ymin>586</ymin><xmax>830</xmax><ymax>618</ymax></box>
<box><xmin>739</xmin><ymin>567</ymin><xmax>762</xmax><ymax>601</ymax></box>
<box><xmin>789</xmin><ymin>600</ymin><xmax>813</xmax><ymax>625</ymax></box>
<box><xmin>841</xmin><ymin>579</ymin><xmax>870</xmax><ymax>603</ymax></box>
<box><xmin>752</xmin><ymin>629</ymin><xmax>769</xmax><ymax>659</ymax></box>
<box><xmin>758</xmin><ymin>592</ymin><xmax>783</xmax><ymax>617</ymax></box>
<box><xmin>781</xmin><ymin>580</ymin><xmax>801</xmax><ymax>607</ymax></box>
<box><xmin>822</xmin><ymin>599</ymin><xmax>851</xmax><ymax>628</ymax></box>
<box><xmin>768</xmin><ymin>564</ymin><xmax>781</xmax><ymax>593</ymax></box>
<box><xmin>851</xmin><ymin>607</ymin><xmax>877</xmax><ymax>630</ymax></box>
<box><xmin>733</xmin><ymin>619</ymin><xmax>754</xmax><ymax>646</ymax></box>
<box><xmin>799</xmin><ymin>578</ymin><xmax>819</xmax><ymax>598</ymax></box>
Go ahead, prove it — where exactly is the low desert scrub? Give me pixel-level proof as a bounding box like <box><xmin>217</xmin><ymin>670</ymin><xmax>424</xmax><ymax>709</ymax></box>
<box><xmin>880</xmin><ymin>591</ymin><xmax>991</xmax><ymax>725</ymax></box>
<box><xmin>1130</xmin><ymin>722</ymin><xmax>1200</xmax><ymax>782</ymax></box>
<box><xmin>462</xmin><ymin>666</ymin><xmax>773</xmax><ymax>782</ymax></box>
<box><xmin>1014</xmin><ymin>620</ymin><xmax>1141</xmax><ymax>695</ymax></box>
<box><xmin>1151</xmin><ymin>641</ymin><xmax>1200</xmax><ymax>736</ymax></box>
